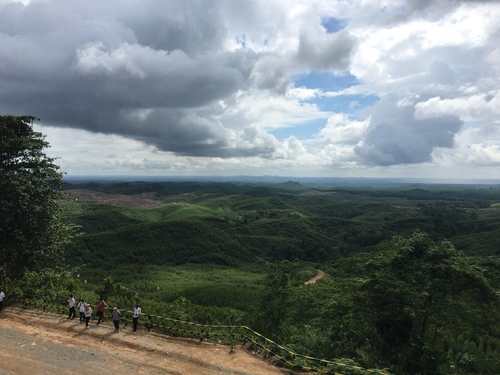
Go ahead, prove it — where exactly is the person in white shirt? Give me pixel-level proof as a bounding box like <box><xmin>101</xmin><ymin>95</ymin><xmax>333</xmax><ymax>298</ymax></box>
<box><xmin>84</xmin><ymin>303</ymin><xmax>92</xmax><ymax>328</ymax></box>
<box><xmin>77</xmin><ymin>299</ymin><xmax>86</xmax><ymax>323</ymax></box>
<box><xmin>132</xmin><ymin>304</ymin><xmax>141</xmax><ymax>332</ymax></box>
<box><xmin>67</xmin><ymin>294</ymin><xmax>76</xmax><ymax>319</ymax></box>
<box><xmin>0</xmin><ymin>289</ymin><xmax>5</xmax><ymax>311</ymax></box>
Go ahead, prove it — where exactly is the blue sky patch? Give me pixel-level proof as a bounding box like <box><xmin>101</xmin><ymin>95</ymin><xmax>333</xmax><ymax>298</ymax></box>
<box><xmin>294</xmin><ymin>71</ymin><xmax>358</xmax><ymax>92</ymax></box>
<box><xmin>269</xmin><ymin>119</ymin><xmax>326</xmax><ymax>140</ymax></box>
<box><xmin>294</xmin><ymin>72</ymin><xmax>379</xmax><ymax>114</ymax></box>
<box><xmin>310</xmin><ymin>94</ymin><xmax>379</xmax><ymax>114</ymax></box>
<box><xmin>321</xmin><ymin>17</ymin><xmax>346</xmax><ymax>33</ymax></box>
<box><xmin>236</xmin><ymin>34</ymin><xmax>246</xmax><ymax>48</ymax></box>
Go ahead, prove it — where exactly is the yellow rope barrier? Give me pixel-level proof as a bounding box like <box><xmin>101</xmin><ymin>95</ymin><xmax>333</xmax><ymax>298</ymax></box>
<box><xmin>11</xmin><ymin>296</ymin><xmax>392</xmax><ymax>375</ymax></box>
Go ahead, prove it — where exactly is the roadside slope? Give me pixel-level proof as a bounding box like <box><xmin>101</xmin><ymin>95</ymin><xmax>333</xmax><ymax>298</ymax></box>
<box><xmin>0</xmin><ymin>309</ymin><xmax>296</xmax><ymax>375</ymax></box>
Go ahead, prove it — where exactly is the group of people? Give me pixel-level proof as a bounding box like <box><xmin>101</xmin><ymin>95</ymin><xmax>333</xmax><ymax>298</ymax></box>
<box><xmin>67</xmin><ymin>295</ymin><xmax>142</xmax><ymax>332</ymax></box>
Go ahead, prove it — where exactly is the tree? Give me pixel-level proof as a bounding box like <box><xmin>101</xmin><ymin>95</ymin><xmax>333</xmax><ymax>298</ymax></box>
<box><xmin>95</xmin><ymin>276</ymin><xmax>135</xmax><ymax>309</ymax></box>
<box><xmin>0</xmin><ymin>115</ymin><xmax>77</xmax><ymax>281</ymax></box>
<box><xmin>257</xmin><ymin>260</ymin><xmax>301</xmax><ymax>341</ymax></box>
<box><xmin>363</xmin><ymin>231</ymin><xmax>497</xmax><ymax>374</ymax></box>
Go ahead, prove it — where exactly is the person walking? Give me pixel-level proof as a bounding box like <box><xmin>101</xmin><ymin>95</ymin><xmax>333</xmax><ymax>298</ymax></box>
<box><xmin>77</xmin><ymin>299</ymin><xmax>86</xmax><ymax>323</ymax></box>
<box><xmin>96</xmin><ymin>297</ymin><xmax>108</xmax><ymax>325</ymax></box>
<box><xmin>132</xmin><ymin>304</ymin><xmax>141</xmax><ymax>332</ymax></box>
<box><xmin>0</xmin><ymin>289</ymin><xmax>5</xmax><ymax>311</ymax></box>
<box><xmin>84</xmin><ymin>303</ymin><xmax>92</xmax><ymax>329</ymax></box>
<box><xmin>67</xmin><ymin>294</ymin><xmax>76</xmax><ymax>319</ymax></box>
<box><xmin>112</xmin><ymin>307</ymin><xmax>121</xmax><ymax>332</ymax></box>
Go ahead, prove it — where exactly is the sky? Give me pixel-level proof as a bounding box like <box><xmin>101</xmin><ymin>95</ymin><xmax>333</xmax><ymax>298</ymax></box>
<box><xmin>1</xmin><ymin>0</ymin><xmax>499</xmax><ymax>179</ymax></box>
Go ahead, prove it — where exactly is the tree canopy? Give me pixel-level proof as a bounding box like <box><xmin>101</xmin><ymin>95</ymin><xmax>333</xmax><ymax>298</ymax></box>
<box><xmin>362</xmin><ymin>231</ymin><xmax>498</xmax><ymax>374</ymax></box>
<box><xmin>0</xmin><ymin>115</ymin><xmax>77</xmax><ymax>280</ymax></box>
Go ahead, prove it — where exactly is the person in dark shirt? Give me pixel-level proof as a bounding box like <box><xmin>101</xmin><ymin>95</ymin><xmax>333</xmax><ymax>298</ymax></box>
<box><xmin>96</xmin><ymin>297</ymin><xmax>108</xmax><ymax>325</ymax></box>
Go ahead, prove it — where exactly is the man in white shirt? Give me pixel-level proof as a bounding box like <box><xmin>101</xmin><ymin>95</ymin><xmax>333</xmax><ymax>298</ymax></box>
<box><xmin>67</xmin><ymin>294</ymin><xmax>76</xmax><ymax>319</ymax></box>
<box><xmin>0</xmin><ymin>289</ymin><xmax>5</xmax><ymax>311</ymax></box>
<box><xmin>133</xmin><ymin>304</ymin><xmax>141</xmax><ymax>332</ymax></box>
<box><xmin>77</xmin><ymin>299</ymin><xmax>86</xmax><ymax>323</ymax></box>
<box><xmin>84</xmin><ymin>303</ymin><xmax>92</xmax><ymax>328</ymax></box>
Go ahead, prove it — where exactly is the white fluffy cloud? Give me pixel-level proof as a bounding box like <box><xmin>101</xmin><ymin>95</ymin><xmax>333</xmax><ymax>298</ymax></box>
<box><xmin>415</xmin><ymin>92</ymin><xmax>500</xmax><ymax>121</ymax></box>
<box><xmin>319</xmin><ymin>113</ymin><xmax>369</xmax><ymax>145</ymax></box>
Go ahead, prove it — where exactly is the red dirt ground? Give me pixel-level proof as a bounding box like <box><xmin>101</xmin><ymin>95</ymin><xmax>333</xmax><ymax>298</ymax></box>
<box><xmin>0</xmin><ymin>308</ymin><xmax>302</xmax><ymax>375</ymax></box>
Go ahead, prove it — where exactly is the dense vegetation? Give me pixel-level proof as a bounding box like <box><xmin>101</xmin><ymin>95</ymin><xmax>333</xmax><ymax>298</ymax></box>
<box><xmin>0</xmin><ymin>115</ymin><xmax>78</xmax><ymax>280</ymax></box>
<box><xmin>61</xmin><ymin>181</ymin><xmax>500</xmax><ymax>266</ymax></box>
<box><xmin>50</xmin><ymin>180</ymin><xmax>500</xmax><ymax>374</ymax></box>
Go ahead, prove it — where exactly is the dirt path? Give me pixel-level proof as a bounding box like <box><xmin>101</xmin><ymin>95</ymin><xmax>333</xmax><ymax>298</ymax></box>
<box><xmin>0</xmin><ymin>309</ymin><xmax>297</xmax><ymax>375</ymax></box>
<box><xmin>304</xmin><ymin>270</ymin><xmax>325</xmax><ymax>285</ymax></box>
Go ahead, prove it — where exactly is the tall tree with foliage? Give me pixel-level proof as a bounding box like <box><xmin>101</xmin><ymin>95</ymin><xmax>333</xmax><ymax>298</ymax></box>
<box><xmin>363</xmin><ymin>231</ymin><xmax>498</xmax><ymax>375</ymax></box>
<box><xmin>0</xmin><ymin>115</ymin><xmax>77</xmax><ymax>281</ymax></box>
<box><xmin>256</xmin><ymin>260</ymin><xmax>301</xmax><ymax>341</ymax></box>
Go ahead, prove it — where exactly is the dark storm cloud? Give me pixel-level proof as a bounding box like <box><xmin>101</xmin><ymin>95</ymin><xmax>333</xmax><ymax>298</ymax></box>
<box><xmin>116</xmin><ymin>108</ymin><xmax>274</xmax><ymax>158</ymax></box>
<box><xmin>354</xmin><ymin>96</ymin><xmax>463</xmax><ymax>166</ymax></box>
<box><xmin>120</xmin><ymin>1</ymin><xmax>228</xmax><ymax>54</ymax></box>
<box><xmin>0</xmin><ymin>0</ymin><xmax>278</xmax><ymax>157</ymax></box>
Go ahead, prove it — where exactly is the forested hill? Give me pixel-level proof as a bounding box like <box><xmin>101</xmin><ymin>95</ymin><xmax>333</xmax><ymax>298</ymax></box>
<box><xmin>61</xmin><ymin>181</ymin><xmax>500</xmax><ymax>268</ymax></box>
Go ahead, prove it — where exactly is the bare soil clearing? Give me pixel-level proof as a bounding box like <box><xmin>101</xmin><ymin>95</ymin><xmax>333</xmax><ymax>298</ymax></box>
<box><xmin>0</xmin><ymin>309</ymin><xmax>297</xmax><ymax>375</ymax></box>
<box><xmin>66</xmin><ymin>189</ymin><xmax>168</xmax><ymax>208</ymax></box>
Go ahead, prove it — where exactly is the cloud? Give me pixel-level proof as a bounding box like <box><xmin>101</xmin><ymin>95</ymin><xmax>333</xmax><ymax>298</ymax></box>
<box><xmin>1</xmin><ymin>0</ymin><xmax>500</xmax><ymax>177</ymax></box>
<box><xmin>297</xmin><ymin>29</ymin><xmax>356</xmax><ymax>71</ymax></box>
<box><xmin>250</xmin><ymin>54</ymin><xmax>292</xmax><ymax>94</ymax></box>
<box><xmin>354</xmin><ymin>96</ymin><xmax>463</xmax><ymax>166</ymax></box>
<box><xmin>271</xmin><ymin>136</ymin><xmax>309</xmax><ymax>160</ymax></box>
<box><xmin>340</xmin><ymin>1</ymin><xmax>499</xmax><ymax>169</ymax></box>
<box><xmin>0</xmin><ymin>0</ymin><xmax>358</xmax><ymax>160</ymax></box>
<box><xmin>431</xmin><ymin>126</ymin><xmax>500</xmax><ymax>169</ymax></box>
<box><xmin>319</xmin><ymin>113</ymin><xmax>369</xmax><ymax>145</ymax></box>
<box><xmin>0</xmin><ymin>1</ymin><xmax>243</xmax><ymax>151</ymax></box>
<box><xmin>415</xmin><ymin>92</ymin><xmax>500</xmax><ymax>121</ymax></box>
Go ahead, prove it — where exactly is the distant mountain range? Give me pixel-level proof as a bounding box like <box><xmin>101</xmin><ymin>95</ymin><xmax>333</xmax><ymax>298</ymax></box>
<box><xmin>64</xmin><ymin>175</ymin><xmax>500</xmax><ymax>187</ymax></box>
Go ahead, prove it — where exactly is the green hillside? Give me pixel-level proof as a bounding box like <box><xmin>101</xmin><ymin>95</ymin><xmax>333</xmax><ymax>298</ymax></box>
<box><xmin>62</xmin><ymin>182</ymin><xmax>500</xmax><ymax>268</ymax></box>
<box><xmin>55</xmin><ymin>181</ymin><xmax>500</xmax><ymax>375</ymax></box>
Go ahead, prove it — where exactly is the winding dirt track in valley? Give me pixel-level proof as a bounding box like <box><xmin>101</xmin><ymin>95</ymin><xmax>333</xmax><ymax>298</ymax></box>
<box><xmin>0</xmin><ymin>309</ymin><xmax>300</xmax><ymax>375</ymax></box>
<box><xmin>304</xmin><ymin>270</ymin><xmax>325</xmax><ymax>285</ymax></box>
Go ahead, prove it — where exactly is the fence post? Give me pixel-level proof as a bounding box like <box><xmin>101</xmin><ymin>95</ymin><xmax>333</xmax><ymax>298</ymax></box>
<box><xmin>230</xmin><ymin>329</ymin><xmax>236</xmax><ymax>354</ymax></box>
<box><xmin>147</xmin><ymin>315</ymin><xmax>152</xmax><ymax>332</ymax></box>
<box><xmin>199</xmin><ymin>326</ymin><xmax>204</xmax><ymax>342</ymax></box>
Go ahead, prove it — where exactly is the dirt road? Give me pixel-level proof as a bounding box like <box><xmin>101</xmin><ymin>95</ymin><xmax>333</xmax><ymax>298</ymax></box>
<box><xmin>0</xmin><ymin>309</ymin><xmax>296</xmax><ymax>375</ymax></box>
<box><xmin>304</xmin><ymin>270</ymin><xmax>325</xmax><ymax>285</ymax></box>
